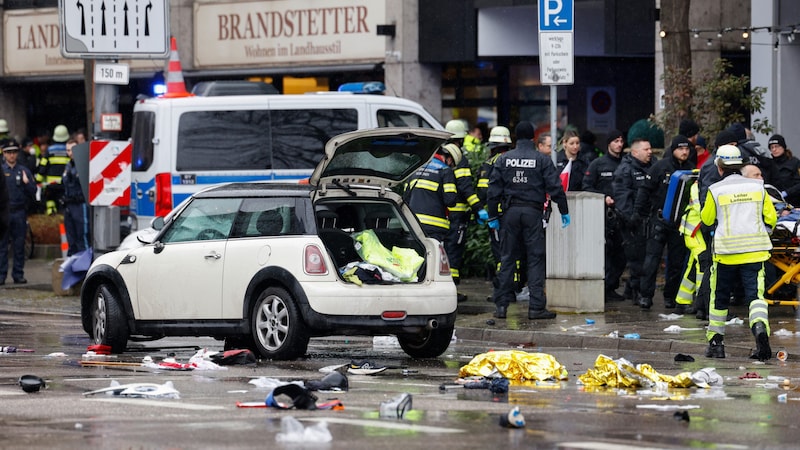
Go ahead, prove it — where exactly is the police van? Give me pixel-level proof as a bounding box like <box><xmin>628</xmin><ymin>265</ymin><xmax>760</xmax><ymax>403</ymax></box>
<box><xmin>128</xmin><ymin>81</ymin><xmax>443</xmax><ymax>229</ymax></box>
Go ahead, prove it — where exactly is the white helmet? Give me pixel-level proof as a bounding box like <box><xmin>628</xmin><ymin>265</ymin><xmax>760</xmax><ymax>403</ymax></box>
<box><xmin>488</xmin><ymin>126</ymin><xmax>511</xmax><ymax>144</ymax></box>
<box><xmin>439</xmin><ymin>143</ymin><xmax>463</xmax><ymax>165</ymax></box>
<box><xmin>445</xmin><ymin>120</ymin><xmax>467</xmax><ymax>139</ymax></box>
<box><xmin>715</xmin><ymin>144</ymin><xmax>743</xmax><ymax>167</ymax></box>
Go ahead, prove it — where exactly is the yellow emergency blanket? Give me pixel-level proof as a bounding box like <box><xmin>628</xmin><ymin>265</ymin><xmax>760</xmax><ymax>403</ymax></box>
<box><xmin>458</xmin><ymin>350</ymin><xmax>568</xmax><ymax>382</ymax></box>
<box><xmin>353</xmin><ymin>230</ymin><xmax>423</xmax><ymax>282</ymax></box>
<box><xmin>578</xmin><ymin>354</ymin><xmax>694</xmax><ymax>389</ymax></box>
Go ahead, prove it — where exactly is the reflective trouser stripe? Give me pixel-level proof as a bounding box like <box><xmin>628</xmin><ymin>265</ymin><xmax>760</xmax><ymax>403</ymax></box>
<box><xmin>676</xmin><ymin>249</ymin><xmax>704</xmax><ymax>306</ymax></box>
<box><xmin>749</xmin><ymin>299</ymin><xmax>770</xmax><ymax>335</ymax></box>
<box><xmin>707</xmin><ymin>262</ymin><xmax>727</xmax><ymax>341</ymax></box>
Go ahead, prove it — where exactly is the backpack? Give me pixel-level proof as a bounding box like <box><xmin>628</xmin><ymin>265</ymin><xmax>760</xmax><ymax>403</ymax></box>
<box><xmin>661</xmin><ymin>169</ymin><xmax>698</xmax><ymax>226</ymax></box>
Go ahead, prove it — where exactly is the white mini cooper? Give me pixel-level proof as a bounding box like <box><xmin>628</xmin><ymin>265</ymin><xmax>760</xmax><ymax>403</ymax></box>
<box><xmin>81</xmin><ymin>128</ymin><xmax>458</xmax><ymax>360</ymax></box>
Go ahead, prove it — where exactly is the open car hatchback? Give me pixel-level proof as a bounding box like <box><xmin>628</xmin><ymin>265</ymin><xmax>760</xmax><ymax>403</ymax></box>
<box><xmin>80</xmin><ymin>128</ymin><xmax>458</xmax><ymax>360</ymax></box>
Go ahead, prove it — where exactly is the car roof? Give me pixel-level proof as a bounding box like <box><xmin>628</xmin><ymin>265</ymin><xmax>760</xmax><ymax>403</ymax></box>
<box><xmin>193</xmin><ymin>182</ymin><xmax>313</xmax><ymax>199</ymax></box>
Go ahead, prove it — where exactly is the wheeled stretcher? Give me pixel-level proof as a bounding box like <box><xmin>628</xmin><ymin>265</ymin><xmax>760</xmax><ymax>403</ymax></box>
<box><xmin>765</xmin><ymin>220</ymin><xmax>800</xmax><ymax>309</ymax></box>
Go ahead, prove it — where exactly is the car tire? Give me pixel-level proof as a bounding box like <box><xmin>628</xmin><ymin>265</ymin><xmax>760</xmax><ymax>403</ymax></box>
<box><xmin>398</xmin><ymin>325</ymin><xmax>454</xmax><ymax>358</ymax></box>
<box><xmin>91</xmin><ymin>284</ymin><xmax>130</xmax><ymax>353</ymax></box>
<box><xmin>250</xmin><ymin>287</ymin><xmax>309</xmax><ymax>360</ymax></box>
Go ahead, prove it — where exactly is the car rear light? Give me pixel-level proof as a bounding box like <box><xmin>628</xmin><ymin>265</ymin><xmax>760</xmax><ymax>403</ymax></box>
<box><xmin>304</xmin><ymin>244</ymin><xmax>328</xmax><ymax>275</ymax></box>
<box><xmin>439</xmin><ymin>243</ymin><xmax>451</xmax><ymax>276</ymax></box>
<box><xmin>154</xmin><ymin>172</ymin><xmax>173</xmax><ymax>217</ymax></box>
<box><xmin>381</xmin><ymin>311</ymin><xmax>407</xmax><ymax>320</ymax></box>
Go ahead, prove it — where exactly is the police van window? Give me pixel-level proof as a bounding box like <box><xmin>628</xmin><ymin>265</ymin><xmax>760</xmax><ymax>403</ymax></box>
<box><xmin>176</xmin><ymin>110</ymin><xmax>271</xmax><ymax>171</ymax></box>
<box><xmin>271</xmin><ymin>109</ymin><xmax>358</xmax><ymax>169</ymax></box>
<box><xmin>377</xmin><ymin>109</ymin><xmax>435</xmax><ymax>129</ymax></box>
<box><xmin>131</xmin><ymin>111</ymin><xmax>156</xmax><ymax>171</ymax></box>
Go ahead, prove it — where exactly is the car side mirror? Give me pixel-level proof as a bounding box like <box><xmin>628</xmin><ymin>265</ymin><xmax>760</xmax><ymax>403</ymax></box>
<box><xmin>152</xmin><ymin>216</ymin><xmax>165</xmax><ymax>231</ymax></box>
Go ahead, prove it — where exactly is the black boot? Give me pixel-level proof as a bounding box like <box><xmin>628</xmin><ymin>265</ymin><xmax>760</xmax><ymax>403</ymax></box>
<box><xmin>750</xmin><ymin>322</ymin><xmax>772</xmax><ymax>361</ymax></box>
<box><xmin>705</xmin><ymin>333</ymin><xmax>725</xmax><ymax>358</ymax></box>
<box><xmin>638</xmin><ymin>296</ymin><xmax>653</xmax><ymax>309</ymax></box>
<box><xmin>493</xmin><ymin>305</ymin><xmax>507</xmax><ymax>319</ymax></box>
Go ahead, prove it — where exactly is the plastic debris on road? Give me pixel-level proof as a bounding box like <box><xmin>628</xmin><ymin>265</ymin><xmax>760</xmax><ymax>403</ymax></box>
<box><xmin>636</xmin><ymin>404</ymin><xmax>701</xmax><ymax>411</ymax></box>
<box><xmin>578</xmin><ymin>354</ymin><xmax>694</xmax><ymax>389</ymax></box>
<box><xmin>499</xmin><ymin>406</ymin><xmax>525</xmax><ymax>428</ymax></box>
<box><xmin>623</xmin><ymin>333</ymin><xmax>640</xmax><ymax>339</ymax></box>
<box><xmin>664</xmin><ymin>325</ymin><xmax>704</xmax><ymax>333</ymax></box>
<box><xmin>658</xmin><ymin>313</ymin><xmax>683</xmax><ymax>321</ymax></box>
<box><xmin>690</xmin><ymin>368</ymin><xmax>723</xmax><ymax>388</ymax></box>
<box><xmin>275</xmin><ymin>416</ymin><xmax>332</xmax><ymax>443</ymax></box>
<box><xmin>373</xmin><ymin>335</ymin><xmax>401</xmax><ymax>349</ymax></box>
<box><xmin>83</xmin><ymin>380</ymin><xmax>180</xmax><ymax>399</ymax></box>
<box><xmin>379</xmin><ymin>393</ymin><xmax>412</xmax><ymax>419</ymax></box>
<box><xmin>458</xmin><ymin>350</ymin><xmax>568</xmax><ymax>382</ymax></box>
<box><xmin>773</xmin><ymin>328</ymin><xmax>797</xmax><ymax>337</ymax></box>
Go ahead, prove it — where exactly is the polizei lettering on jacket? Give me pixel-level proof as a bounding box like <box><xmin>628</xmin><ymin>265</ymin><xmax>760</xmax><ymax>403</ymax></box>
<box><xmin>505</xmin><ymin>158</ymin><xmax>536</xmax><ymax>168</ymax></box>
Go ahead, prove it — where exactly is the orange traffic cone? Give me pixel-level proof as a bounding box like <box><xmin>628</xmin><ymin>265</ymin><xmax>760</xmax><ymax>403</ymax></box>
<box><xmin>161</xmin><ymin>36</ymin><xmax>193</xmax><ymax>98</ymax></box>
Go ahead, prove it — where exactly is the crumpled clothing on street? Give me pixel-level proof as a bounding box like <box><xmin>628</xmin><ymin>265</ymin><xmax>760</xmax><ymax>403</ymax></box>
<box><xmin>458</xmin><ymin>350</ymin><xmax>568</xmax><ymax>382</ymax></box>
<box><xmin>578</xmin><ymin>354</ymin><xmax>695</xmax><ymax>389</ymax></box>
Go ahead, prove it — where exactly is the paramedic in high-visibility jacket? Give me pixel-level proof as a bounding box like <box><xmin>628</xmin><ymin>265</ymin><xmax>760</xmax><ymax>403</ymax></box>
<box><xmin>487</xmin><ymin>121</ymin><xmax>570</xmax><ymax>321</ymax></box>
<box><xmin>700</xmin><ymin>144</ymin><xmax>777</xmax><ymax>361</ymax></box>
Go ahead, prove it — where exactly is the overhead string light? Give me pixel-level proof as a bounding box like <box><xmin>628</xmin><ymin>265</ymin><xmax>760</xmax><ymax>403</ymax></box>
<box><xmin>660</xmin><ymin>23</ymin><xmax>800</xmax><ymax>49</ymax></box>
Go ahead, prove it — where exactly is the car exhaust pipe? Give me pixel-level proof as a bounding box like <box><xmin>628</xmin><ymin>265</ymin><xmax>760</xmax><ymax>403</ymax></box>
<box><xmin>426</xmin><ymin>319</ymin><xmax>438</xmax><ymax>330</ymax></box>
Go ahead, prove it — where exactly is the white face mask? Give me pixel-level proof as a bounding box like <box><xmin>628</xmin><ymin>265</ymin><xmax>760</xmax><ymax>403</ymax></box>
<box><xmin>28</xmin><ymin>147</ymin><xmax>35</xmax><ymax>156</ymax></box>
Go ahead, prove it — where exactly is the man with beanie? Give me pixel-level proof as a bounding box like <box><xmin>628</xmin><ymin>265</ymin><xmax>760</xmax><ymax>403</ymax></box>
<box><xmin>487</xmin><ymin>121</ymin><xmax>570</xmax><ymax>320</ymax></box>
<box><xmin>701</xmin><ymin>145</ymin><xmax>776</xmax><ymax>360</ymax></box>
<box><xmin>728</xmin><ymin>122</ymin><xmax>774</xmax><ymax>184</ymax></box>
<box><xmin>583</xmin><ymin>129</ymin><xmax>627</xmax><ymax>301</ymax></box>
<box><xmin>633</xmin><ymin>135</ymin><xmax>695</xmax><ymax>309</ymax></box>
<box><xmin>679</xmin><ymin>119</ymin><xmax>701</xmax><ymax>165</ymax></box>
<box><xmin>767</xmin><ymin>134</ymin><xmax>800</xmax><ymax>207</ymax></box>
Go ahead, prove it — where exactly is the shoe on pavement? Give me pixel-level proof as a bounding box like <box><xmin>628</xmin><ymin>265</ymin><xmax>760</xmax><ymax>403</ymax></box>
<box><xmin>348</xmin><ymin>360</ymin><xmax>387</xmax><ymax>375</ymax></box>
<box><xmin>528</xmin><ymin>309</ymin><xmax>556</xmax><ymax>320</ymax></box>
<box><xmin>705</xmin><ymin>334</ymin><xmax>726</xmax><ymax>358</ymax></box>
<box><xmin>605</xmin><ymin>290</ymin><xmax>625</xmax><ymax>302</ymax></box>
<box><xmin>13</xmin><ymin>278</ymin><xmax>26</xmax><ymax>284</ymax></box>
<box><xmin>493</xmin><ymin>305</ymin><xmax>507</xmax><ymax>319</ymax></box>
<box><xmin>675</xmin><ymin>304</ymin><xmax>693</xmax><ymax>314</ymax></box>
<box><xmin>638</xmin><ymin>297</ymin><xmax>653</xmax><ymax>309</ymax></box>
<box><xmin>664</xmin><ymin>298</ymin><xmax>676</xmax><ymax>309</ymax></box>
<box><xmin>750</xmin><ymin>322</ymin><xmax>772</xmax><ymax>361</ymax></box>
<box><xmin>696</xmin><ymin>309</ymin><xmax>708</xmax><ymax>320</ymax></box>
<box><xmin>457</xmin><ymin>293</ymin><xmax>468</xmax><ymax>303</ymax></box>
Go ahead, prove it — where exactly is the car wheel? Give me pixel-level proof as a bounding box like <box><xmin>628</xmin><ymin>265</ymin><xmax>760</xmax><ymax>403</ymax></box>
<box><xmin>250</xmin><ymin>287</ymin><xmax>309</xmax><ymax>360</ymax></box>
<box><xmin>398</xmin><ymin>325</ymin><xmax>454</xmax><ymax>358</ymax></box>
<box><xmin>91</xmin><ymin>284</ymin><xmax>130</xmax><ymax>353</ymax></box>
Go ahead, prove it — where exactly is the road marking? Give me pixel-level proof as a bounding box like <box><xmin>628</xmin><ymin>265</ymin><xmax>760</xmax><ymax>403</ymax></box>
<box><xmin>84</xmin><ymin>398</ymin><xmax>226</xmax><ymax>410</ymax></box>
<box><xmin>303</xmin><ymin>417</ymin><xmax>464</xmax><ymax>434</ymax></box>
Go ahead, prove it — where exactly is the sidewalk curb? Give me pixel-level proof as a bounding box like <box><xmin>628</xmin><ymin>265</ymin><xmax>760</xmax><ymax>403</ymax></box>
<box><xmin>455</xmin><ymin>326</ymin><xmax>754</xmax><ymax>359</ymax></box>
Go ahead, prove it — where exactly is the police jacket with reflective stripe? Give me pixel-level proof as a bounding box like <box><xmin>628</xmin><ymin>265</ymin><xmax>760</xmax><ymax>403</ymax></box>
<box><xmin>486</xmin><ymin>140</ymin><xmax>568</xmax><ymax>218</ymax></box>
<box><xmin>404</xmin><ymin>158</ymin><xmax>458</xmax><ymax>229</ymax></box>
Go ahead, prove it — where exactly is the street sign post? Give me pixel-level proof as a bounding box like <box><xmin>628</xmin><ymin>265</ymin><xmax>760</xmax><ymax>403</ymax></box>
<box><xmin>59</xmin><ymin>0</ymin><xmax>169</xmax><ymax>59</ymax></box>
<box><xmin>94</xmin><ymin>62</ymin><xmax>130</xmax><ymax>85</ymax></box>
<box><xmin>538</xmin><ymin>0</ymin><xmax>574</xmax><ymax>85</ymax></box>
<box><xmin>538</xmin><ymin>0</ymin><xmax>575</xmax><ymax>165</ymax></box>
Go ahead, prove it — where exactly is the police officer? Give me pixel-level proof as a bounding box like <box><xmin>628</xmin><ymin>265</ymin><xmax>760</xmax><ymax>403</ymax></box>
<box><xmin>583</xmin><ymin>129</ymin><xmax>626</xmax><ymax>301</ymax></box>
<box><xmin>0</xmin><ymin>139</ymin><xmax>35</xmax><ymax>284</ymax></box>
<box><xmin>633</xmin><ymin>135</ymin><xmax>694</xmax><ymax>309</ymax></box>
<box><xmin>62</xmin><ymin>139</ymin><xmax>90</xmax><ymax>256</ymax></box>
<box><xmin>701</xmin><ymin>145</ymin><xmax>776</xmax><ymax>360</ymax></box>
<box><xmin>487</xmin><ymin>121</ymin><xmax>570</xmax><ymax>320</ymax></box>
<box><xmin>404</xmin><ymin>144</ymin><xmax>459</xmax><ymax>243</ymax></box>
<box><xmin>611</xmin><ymin>138</ymin><xmax>653</xmax><ymax>304</ymax></box>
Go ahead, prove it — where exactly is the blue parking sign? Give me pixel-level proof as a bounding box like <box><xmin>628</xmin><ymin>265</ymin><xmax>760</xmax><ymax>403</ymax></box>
<box><xmin>538</xmin><ymin>0</ymin><xmax>574</xmax><ymax>32</ymax></box>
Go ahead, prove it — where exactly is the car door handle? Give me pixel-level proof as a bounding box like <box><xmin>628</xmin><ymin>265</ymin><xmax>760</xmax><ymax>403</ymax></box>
<box><xmin>204</xmin><ymin>252</ymin><xmax>221</xmax><ymax>260</ymax></box>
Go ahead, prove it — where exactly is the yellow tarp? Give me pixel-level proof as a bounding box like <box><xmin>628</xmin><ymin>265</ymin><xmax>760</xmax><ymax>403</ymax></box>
<box><xmin>458</xmin><ymin>350</ymin><xmax>568</xmax><ymax>382</ymax></box>
<box><xmin>578</xmin><ymin>354</ymin><xmax>694</xmax><ymax>389</ymax></box>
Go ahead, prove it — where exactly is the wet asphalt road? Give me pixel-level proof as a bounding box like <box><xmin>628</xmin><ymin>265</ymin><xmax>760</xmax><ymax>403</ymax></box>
<box><xmin>4</xmin><ymin>305</ymin><xmax>800</xmax><ymax>449</ymax></box>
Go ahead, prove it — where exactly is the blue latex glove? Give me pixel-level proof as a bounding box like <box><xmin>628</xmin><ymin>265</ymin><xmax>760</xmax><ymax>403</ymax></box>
<box><xmin>561</xmin><ymin>214</ymin><xmax>571</xmax><ymax>229</ymax></box>
<box><xmin>488</xmin><ymin>218</ymin><xmax>500</xmax><ymax>230</ymax></box>
<box><xmin>782</xmin><ymin>191</ymin><xmax>788</xmax><ymax>199</ymax></box>
<box><xmin>476</xmin><ymin>208</ymin><xmax>489</xmax><ymax>225</ymax></box>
